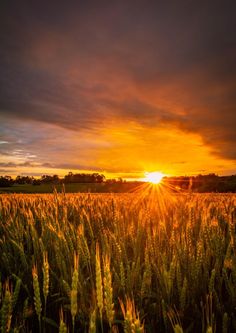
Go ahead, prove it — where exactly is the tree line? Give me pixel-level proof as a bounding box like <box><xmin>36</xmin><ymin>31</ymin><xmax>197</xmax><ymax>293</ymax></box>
<box><xmin>165</xmin><ymin>173</ymin><xmax>236</xmax><ymax>192</ymax></box>
<box><xmin>0</xmin><ymin>172</ymin><xmax>107</xmax><ymax>187</ymax></box>
<box><xmin>0</xmin><ymin>172</ymin><xmax>236</xmax><ymax>192</ymax></box>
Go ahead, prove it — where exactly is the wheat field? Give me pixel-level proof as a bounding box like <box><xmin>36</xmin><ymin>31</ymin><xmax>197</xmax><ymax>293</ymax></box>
<box><xmin>0</xmin><ymin>191</ymin><xmax>236</xmax><ymax>332</ymax></box>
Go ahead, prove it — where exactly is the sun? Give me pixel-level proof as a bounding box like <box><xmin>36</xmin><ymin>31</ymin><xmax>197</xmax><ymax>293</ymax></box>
<box><xmin>144</xmin><ymin>171</ymin><xmax>164</xmax><ymax>184</ymax></box>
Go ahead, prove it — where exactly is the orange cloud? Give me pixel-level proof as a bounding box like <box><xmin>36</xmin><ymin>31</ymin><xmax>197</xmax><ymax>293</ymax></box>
<box><xmin>0</xmin><ymin>1</ymin><xmax>236</xmax><ymax>177</ymax></box>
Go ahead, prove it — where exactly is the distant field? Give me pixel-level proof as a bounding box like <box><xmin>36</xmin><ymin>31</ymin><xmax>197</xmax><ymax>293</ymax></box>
<box><xmin>0</xmin><ymin>191</ymin><xmax>236</xmax><ymax>332</ymax></box>
<box><xmin>0</xmin><ymin>182</ymin><xmax>140</xmax><ymax>194</ymax></box>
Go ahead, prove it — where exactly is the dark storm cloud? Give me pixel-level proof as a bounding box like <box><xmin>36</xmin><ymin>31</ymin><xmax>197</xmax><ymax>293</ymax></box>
<box><xmin>0</xmin><ymin>0</ymin><xmax>236</xmax><ymax>161</ymax></box>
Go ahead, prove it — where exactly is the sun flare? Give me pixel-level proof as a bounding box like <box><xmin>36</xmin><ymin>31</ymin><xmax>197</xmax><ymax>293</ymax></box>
<box><xmin>144</xmin><ymin>171</ymin><xmax>164</xmax><ymax>184</ymax></box>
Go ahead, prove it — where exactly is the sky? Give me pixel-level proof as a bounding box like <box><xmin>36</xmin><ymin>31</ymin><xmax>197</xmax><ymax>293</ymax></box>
<box><xmin>0</xmin><ymin>0</ymin><xmax>236</xmax><ymax>179</ymax></box>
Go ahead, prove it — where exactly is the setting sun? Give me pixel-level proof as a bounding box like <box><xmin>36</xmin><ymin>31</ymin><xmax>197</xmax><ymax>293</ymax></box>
<box><xmin>144</xmin><ymin>171</ymin><xmax>164</xmax><ymax>184</ymax></box>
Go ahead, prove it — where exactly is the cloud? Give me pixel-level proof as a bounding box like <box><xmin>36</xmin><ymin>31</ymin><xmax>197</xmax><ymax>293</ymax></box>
<box><xmin>0</xmin><ymin>0</ymin><xmax>236</xmax><ymax>175</ymax></box>
<box><xmin>0</xmin><ymin>161</ymin><xmax>38</xmax><ymax>168</ymax></box>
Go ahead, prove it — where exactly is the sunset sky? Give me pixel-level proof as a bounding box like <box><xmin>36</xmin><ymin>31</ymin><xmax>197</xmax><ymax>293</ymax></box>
<box><xmin>0</xmin><ymin>1</ymin><xmax>236</xmax><ymax>179</ymax></box>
